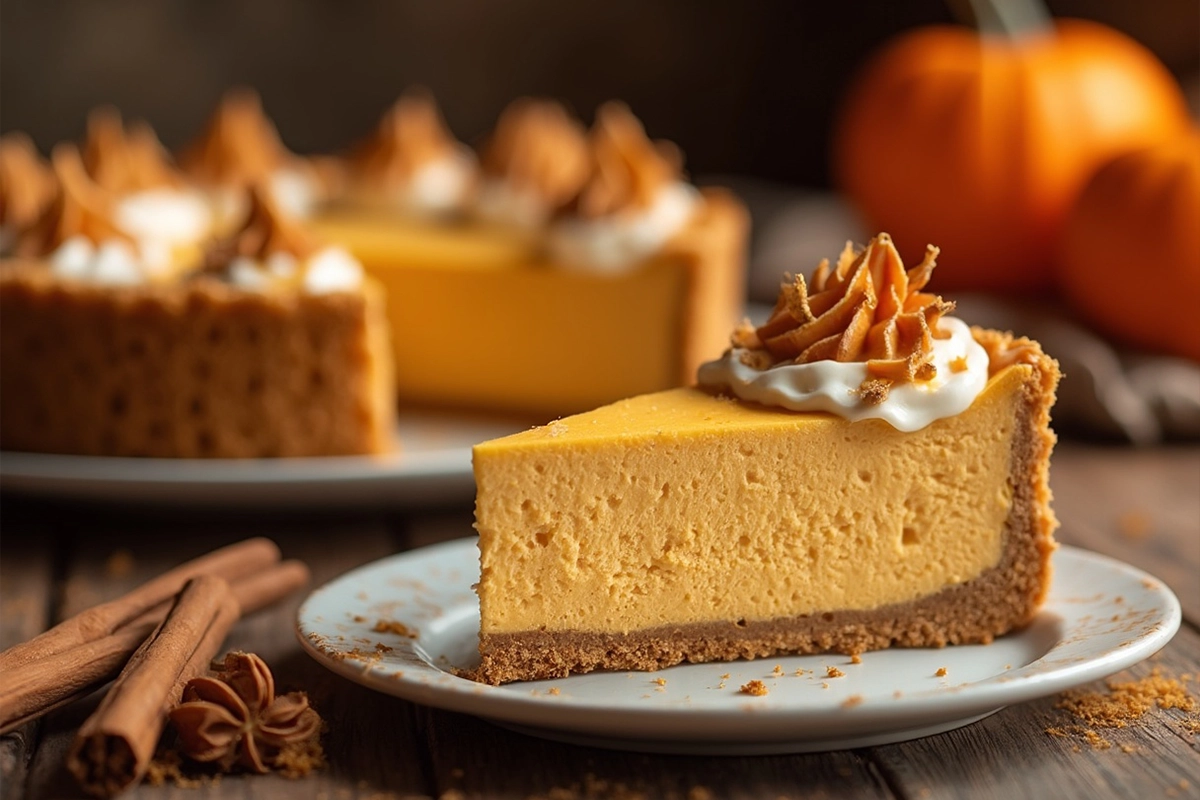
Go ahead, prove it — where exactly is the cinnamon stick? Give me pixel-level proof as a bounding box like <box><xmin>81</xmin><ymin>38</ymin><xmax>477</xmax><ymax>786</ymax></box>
<box><xmin>66</xmin><ymin>575</ymin><xmax>239</xmax><ymax>798</ymax></box>
<box><xmin>0</xmin><ymin>559</ymin><xmax>309</xmax><ymax>735</ymax></box>
<box><xmin>227</xmin><ymin>559</ymin><xmax>310</xmax><ymax>614</ymax></box>
<box><xmin>0</xmin><ymin>537</ymin><xmax>279</xmax><ymax>672</ymax></box>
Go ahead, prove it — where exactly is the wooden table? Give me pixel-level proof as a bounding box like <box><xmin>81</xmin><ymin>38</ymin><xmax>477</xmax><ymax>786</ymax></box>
<box><xmin>2</xmin><ymin>442</ymin><xmax>1197</xmax><ymax>799</ymax></box>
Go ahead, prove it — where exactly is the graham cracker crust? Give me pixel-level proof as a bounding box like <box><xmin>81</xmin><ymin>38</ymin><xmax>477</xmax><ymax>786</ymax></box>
<box><xmin>471</xmin><ymin>331</ymin><xmax>1060</xmax><ymax>685</ymax></box>
<box><xmin>0</xmin><ymin>265</ymin><xmax>395</xmax><ymax>458</ymax></box>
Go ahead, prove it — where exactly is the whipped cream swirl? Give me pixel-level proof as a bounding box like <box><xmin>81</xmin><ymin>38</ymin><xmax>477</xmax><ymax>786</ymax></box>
<box><xmin>548</xmin><ymin>182</ymin><xmax>698</xmax><ymax>273</ymax></box>
<box><xmin>698</xmin><ymin>317</ymin><xmax>989</xmax><ymax>432</ymax></box>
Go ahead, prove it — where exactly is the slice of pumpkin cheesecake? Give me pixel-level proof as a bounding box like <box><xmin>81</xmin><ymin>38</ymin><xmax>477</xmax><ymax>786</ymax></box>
<box><xmin>470</xmin><ymin>233</ymin><xmax>1060</xmax><ymax>685</ymax></box>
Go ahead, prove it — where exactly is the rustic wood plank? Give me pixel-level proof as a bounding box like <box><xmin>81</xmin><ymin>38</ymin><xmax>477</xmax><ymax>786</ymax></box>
<box><xmin>18</xmin><ymin>509</ymin><xmax>435</xmax><ymax>800</ymax></box>
<box><xmin>1051</xmin><ymin>444</ymin><xmax>1200</xmax><ymax>624</ymax></box>
<box><xmin>868</xmin><ymin>624</ymin><xmax>1200</xmax><ymax>800</ymax></box>
<box><xmin>0</xmin><ymin>504</ymin><xmax>57</xmax><ymax>800</ymax></box>
<box><xmin>417</xmin><ymin>703</ymin><xmax>895</xmax><ymax>800</ymax></box>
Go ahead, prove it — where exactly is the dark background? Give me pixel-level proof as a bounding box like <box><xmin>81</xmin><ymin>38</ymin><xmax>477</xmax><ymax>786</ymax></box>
<box><xmin>2</xmin><ymin>0</ymin><xmax>1197</xmax><ymax>188</ymax></box>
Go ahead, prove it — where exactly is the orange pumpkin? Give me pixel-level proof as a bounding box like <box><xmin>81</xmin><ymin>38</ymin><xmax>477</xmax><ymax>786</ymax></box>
<box><xmin>834</xmin><ymin>19</ymin><xmax>1190</xmax><ymax>293</ymax></box>
<box><xmin>1058</xmin><ymin>130</ymin><xmax>1200</xmax><ymax>362</ymax></box>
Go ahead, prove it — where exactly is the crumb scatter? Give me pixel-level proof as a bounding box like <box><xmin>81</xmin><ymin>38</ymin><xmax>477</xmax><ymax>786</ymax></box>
<box><xmin>373</xmin><ymin>619</ymin><xmax>418</xmax><ymax>638</ymax></box>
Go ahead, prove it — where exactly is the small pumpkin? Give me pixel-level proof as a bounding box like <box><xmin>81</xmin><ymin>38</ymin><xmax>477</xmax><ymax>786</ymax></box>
<box><xmin>1058</xmin><ymin>130</ymin><xmax>1200</xmax><ymax>362</ymax></box>
<box><xmin>833</xmin><ymin>12</ymin><xmax>1190</xmax><ymax>292</ymax></box>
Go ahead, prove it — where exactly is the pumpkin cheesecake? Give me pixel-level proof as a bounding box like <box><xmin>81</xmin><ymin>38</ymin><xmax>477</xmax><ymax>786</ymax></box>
<box><xmin>0</xmin><ymin>149</ymin><xmax>393</xmax><ymax>458</ymax></box>
<box><xmin>313</xmin><ymin>98</ymin><xmax>748</xmax><ymax>418</ymax></box>
<box><xmin>471</xmin><ymin>234</ymin><xmax>1060</xmax><ymax>684</ymax></box>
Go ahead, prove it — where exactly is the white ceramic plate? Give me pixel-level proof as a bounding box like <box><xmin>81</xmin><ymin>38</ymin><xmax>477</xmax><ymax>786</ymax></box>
<box><xmin>296</xmin><ymin>538</ymin><xmax>1182</xmax><ymax>755</ymax></box>
<box><xmin>0</xmin><ymin>412</ymin><xmax>525</xmax><ymax>507</ymax></box>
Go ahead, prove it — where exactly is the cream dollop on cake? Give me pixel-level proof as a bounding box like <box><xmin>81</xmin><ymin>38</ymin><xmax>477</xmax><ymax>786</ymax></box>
<box><xmin>475</xmin><ymin>99</ymin><xmax>589</xmax><ymax>230</ymax></box>
<box><xmin>12</xmin><ymin>145</ymin><xmax>177</xmax><ymax>285</ymax></box>
<box><xmin>345</xmin><ymin>91</ymin><xmax>477</xmax><ymax>216</ymax></box>
<box><xmin>81</xmin><ymin>108</ymin><xmax>214</xmax><ymax>256</ymax></box>
<box><xmin>698</xmin><ymin>234</ymin><xmax>990</xmax><ymax>431</ymax></box>
<box><xmin>547</xmin><ymin>103</ymin><xmax>700</xmax><ymax>272</ymax></box>
<box><xmin>205</xmin><ymin>186</ymin><xmax>362</xmax><ymax>295</ymax></box>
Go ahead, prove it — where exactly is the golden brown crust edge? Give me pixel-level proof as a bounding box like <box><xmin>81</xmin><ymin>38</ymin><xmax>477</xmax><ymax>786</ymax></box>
<box><xmin>0</xmin><ymin>264</ymin><xmax>396</xmax><ymax>458</ymax></box>
<box><xmin>470</xmin><ymin>329</ymin><xmax>1061</xmax><ymax>685</ymax></box>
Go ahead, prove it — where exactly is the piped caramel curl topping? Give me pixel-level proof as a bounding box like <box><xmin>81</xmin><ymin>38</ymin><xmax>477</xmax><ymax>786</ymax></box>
<box><xmin>82</xmin><ymin>107</ymin><xmax>184</xmax><ymax>194</ymax></box>
<box><xmin>179</xmin><ymin>88</ymin><xmax>290</xmax><ymax>186</ymax></box>
<box><xmin>482</xmin><ymin>99</ymin><xmax>589</xmax><ymax>208</ymax></box>
<box><xmin>733</xmin><ymin>233</ymin><xmax>955</xmax><ymax>404</ymax></box>
<box><xmin>572</xmin><ymin>102</ymin><xmax>685</xmax><ymax>219</ymax></box>
<box><xmin>14</xmin><ymin>145</ymin><xmax>129</xmax><ymax>257</ymax></box>
<box><xmin>349</xmin><ymin>90</ymin><xmax>460</xmax><ymax>188</ymax></box>
<box><xmin>202</xmin><ymin>185</ymin><xmax>318</xmax><ymax>271</ymax></box>
<box><xmin>977</xmin><ymin>331</ymin><xmax>1043</xmax><ymax>377</ymax></box>
<box><xmin>0</xmin><ymin>133</ymin><xmax>55</xmax><ymax>232</ymax></box>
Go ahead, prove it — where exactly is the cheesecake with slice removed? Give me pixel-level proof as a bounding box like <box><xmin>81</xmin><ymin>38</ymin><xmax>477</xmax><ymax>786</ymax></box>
<box><xmin>315</xmin><ymin>99</ymin><xmax>747</xmax><ymax>418</ymax></box>
<box><xmin>470</xmin><ymin>233</ymin><xmax>1060</xmax><ymax>684</ymax></box>
<box><xmin>0</xmin><ymin>151</ymin><xmax>393</xmax><ymax>459</ymax></box>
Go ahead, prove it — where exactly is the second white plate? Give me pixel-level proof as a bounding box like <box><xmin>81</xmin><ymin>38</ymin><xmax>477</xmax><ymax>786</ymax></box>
<box><xmin>0</xmin><ymin>411</ymin><xmax>526</xmax><ymax>507</ymax></box>
<box><xmin>296</xmin><ymin>538</ymin><xmax>1181</xmax><ymax>755</ymax></box>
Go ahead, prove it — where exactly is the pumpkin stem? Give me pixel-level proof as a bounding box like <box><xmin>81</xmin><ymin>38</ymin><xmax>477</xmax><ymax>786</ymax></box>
<box><xmin>950</xmin><ymin>0</ymin><xmax>1053</xmax><ymax>37</ymax></box>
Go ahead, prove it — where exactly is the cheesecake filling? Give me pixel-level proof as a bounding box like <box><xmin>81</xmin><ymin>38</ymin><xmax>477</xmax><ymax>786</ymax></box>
<box><xmin>698</xmin><ymin>316</ymin><xmax>988</xmax><ymax>432</ymax></box>
<box><xmin>475</xmin><ymin>366</ymin><xmax>1024</xmax><ymax>638</ymax></box>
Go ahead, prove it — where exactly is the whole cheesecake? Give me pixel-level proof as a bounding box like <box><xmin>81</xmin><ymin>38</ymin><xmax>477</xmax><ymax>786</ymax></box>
<box><xmin>471</xmin><ymin>234</ymin><xmax>1060</xmax><ymax>684</ymax></box>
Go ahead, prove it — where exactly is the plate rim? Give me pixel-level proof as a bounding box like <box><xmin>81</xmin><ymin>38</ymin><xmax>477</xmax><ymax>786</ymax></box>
<box><xmin>295</xmin><ymin>538</ymin><xmax>1182</xmax><ymax>745</ymax></box>
<box><xmin>0</xmin><ymin>412</ymin><xmax>527</xmax><ymax>506</ymax></box>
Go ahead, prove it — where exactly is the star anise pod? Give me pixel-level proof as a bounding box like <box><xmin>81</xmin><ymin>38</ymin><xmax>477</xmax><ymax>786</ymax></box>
<box><xmin>168</xmin><ymin>651</ymin><xmax>321</xmax><ymax>774</ymax></box>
